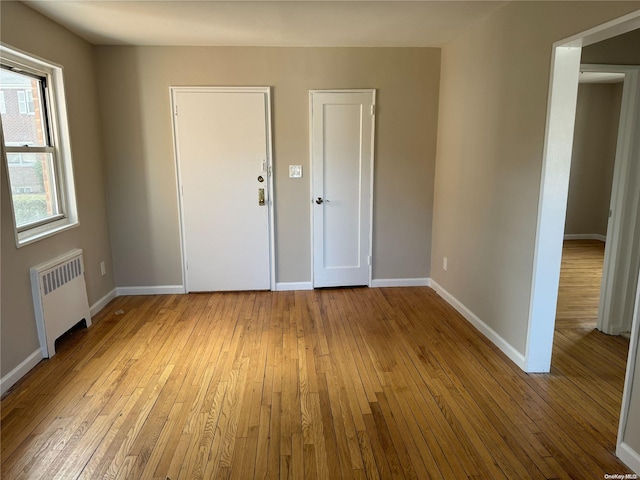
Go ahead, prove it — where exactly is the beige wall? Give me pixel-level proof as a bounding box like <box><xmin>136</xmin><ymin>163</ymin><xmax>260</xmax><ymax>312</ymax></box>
<box><xmin>95</xmin><ymin>46</ymin><xmax>441</xmax><ymax>287</ymax></box>
<box><xmin>431</xmin><ymin>1</ymin><xmax>640</xmax><ymax>354</ymax></box>
<box><xmin>565</xmin><ymin>82</ymin><xmax>622</xmax><ymax>237</ymax></box>
<box><xmin>1</xmin><ymin>2</ymin><xmax>114</xmax><ymax>377</ymax></box>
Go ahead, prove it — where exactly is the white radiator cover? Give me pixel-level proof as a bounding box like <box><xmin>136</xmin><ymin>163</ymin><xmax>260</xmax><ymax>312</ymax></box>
<box><xmin>30</xmin><ymin>249</ymin><xmax>92</xmax><ymax>358</ymax></box>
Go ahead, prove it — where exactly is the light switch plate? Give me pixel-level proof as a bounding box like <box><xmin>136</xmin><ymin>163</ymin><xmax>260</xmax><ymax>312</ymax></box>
<box><xmin>289</xmin><ymin>165</ymin><xmax>303</xmax><ymax>178</ymax></box>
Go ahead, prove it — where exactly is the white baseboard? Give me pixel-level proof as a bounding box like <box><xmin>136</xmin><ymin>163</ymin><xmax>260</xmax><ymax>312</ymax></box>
<box><xmin>276</xmin><ymin>279</ymin><xmax>432</xmax><ymax>290</ymax></box>
<box><xmin>371</xmin><ymin>278</ymin><xmax>430</xmax><ymax>287</ymax></box>
<box><xmin>564</xmin><ymin>233</ymin><xmax>606</xmax><ymax>242</ymax></box>
<box><xmin>275</xmin><ymin>282</ymin><xmax>313</xmax><ymax>291</ymax></box>
<box><xmin>89</xmin><ymin>288</ymin><xmax>117</xmax><ymax>316</ymax></box>
<box><xmin>617</xmin><ymin>441</ymin><xmax>640</xmax><ymax>475</ymax></box>
<box><xmin>116</xmin><ymin>285</ymin><xmax>186</xmax><ymax>296</ymax></box>
<box><xmin>430</xmin><ymin>279</ymin><xmax>526</xmax><ymax>370</ymax></box>
<box><xmin>1</xmin><ymin>349</ymin><xmax>42</xmax><ymax>397</ymax></box>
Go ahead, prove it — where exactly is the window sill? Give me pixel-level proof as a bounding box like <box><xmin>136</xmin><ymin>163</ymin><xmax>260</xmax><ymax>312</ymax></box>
<box><xmin>16</xmin><ymin>218</ymin><xmax>79</xmax><ymax>248</ymax></box>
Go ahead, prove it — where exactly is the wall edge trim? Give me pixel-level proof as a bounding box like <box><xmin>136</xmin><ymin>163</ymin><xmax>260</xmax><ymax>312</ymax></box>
<box><xmin>275</xmin><ymin>282</ymin><xmax>313</xmax><ymax>291</ymax></box>
<box><xmin>89</xmin><ymin>288</ymin><xmax>117</xmax><ymax>316</ymax></box>
<box><xmin>0</xmin><ymin>349</ymin><xmax>42</xmax><ymax>397</ymax></box>
<box><xmin>115</xmin><ymin>285</ymin><xmax>186</xmax><ymax>296</ymax></box>
<box><xmin>430</xmin><ymin>279</ymin><xmax>527</xmax><ymax>371</ymax></box>
<box><xmin>371</xmin><ymin>278</ymin><xmax>430</xmax><ymax>287</ymax></box>
<box><xmin>563</xmin><ymin>233</ymin><xmax>606</xmax><ymax>242</ymax></box>
<box><xmin>617</xmin><ymin>441</ymin><xmax>640</xmax><ymax>475</ymax></box>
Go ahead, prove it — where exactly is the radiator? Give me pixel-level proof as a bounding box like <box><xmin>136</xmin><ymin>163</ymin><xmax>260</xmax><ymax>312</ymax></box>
<box><xmin>30</xmin><ymin>249</ymin><xmax>92</xmax><ymax>358</ymax></box>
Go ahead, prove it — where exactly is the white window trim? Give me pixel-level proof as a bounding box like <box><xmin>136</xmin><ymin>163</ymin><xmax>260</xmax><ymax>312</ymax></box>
<box><xmin>1</xmin><ymin>43</ymin><xmax>79</xmax><ymax>247</ymax></box>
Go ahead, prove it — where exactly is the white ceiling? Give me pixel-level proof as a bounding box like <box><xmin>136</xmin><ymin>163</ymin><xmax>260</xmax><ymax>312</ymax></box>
<box><xmin>23</xmin><ymin>0</ymin><xmax>511</xmax><ymax>47</ymax></box>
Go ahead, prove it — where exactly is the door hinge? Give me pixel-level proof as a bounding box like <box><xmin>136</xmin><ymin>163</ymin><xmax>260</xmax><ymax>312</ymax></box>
<box><xmin>370</xmin><ymin>104</ymin><xmax>375</xmax><ymax>116</ymax></box>
<box><xmin>368</xmin><ymin>255</ymin><xmax>372</xmax><ymax>266</ymax></box>
<box><xmin>174</xmin><ymin>104</ymin><xmax>178</xmax><ymax>116</ymax></box>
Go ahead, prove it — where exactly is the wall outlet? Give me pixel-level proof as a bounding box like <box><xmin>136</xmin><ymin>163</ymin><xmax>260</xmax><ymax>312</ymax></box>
<box><xmin>100</xmin><ymin>261</ymin><xmax>106</xmax><ymax>276</ymax></box>
<box><xmin>443</xmin><ymin>257</ymin><xmax>448</xmax><ymax>271</ymax></box>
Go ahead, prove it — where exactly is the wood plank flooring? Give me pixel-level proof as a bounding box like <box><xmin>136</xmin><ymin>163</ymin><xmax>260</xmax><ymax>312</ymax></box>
<box><xmin>1</xmin><ymin>244</ymin><xmax>632</xmax><ymax>478</ymax></box>
<box><xmin>555</xmin><ymin>239</ymin><xmax>606</xmax><ymax>331</ymax></box>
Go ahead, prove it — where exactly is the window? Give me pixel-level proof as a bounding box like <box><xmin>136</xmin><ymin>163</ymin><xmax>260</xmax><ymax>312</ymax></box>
<box><xmin>1</xmin><ymin>45</ymin><xmax>78</xmax><ymax>246</ymax></box>
<box><xmin>17</xmin><ymin>90</ymin><xmax>35</xmax><ymax>114</ymax></box>
<box><xmin>17</xmin><ymin>90</ymin><xmax>26</xmax><ymax>113</ymax></box>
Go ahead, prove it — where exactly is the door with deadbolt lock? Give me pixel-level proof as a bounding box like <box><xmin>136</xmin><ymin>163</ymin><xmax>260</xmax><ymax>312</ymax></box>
<box><xmin>173</xmin><ymin>87</ymin><xmax>272</xmax><ymax>291</ymax></box>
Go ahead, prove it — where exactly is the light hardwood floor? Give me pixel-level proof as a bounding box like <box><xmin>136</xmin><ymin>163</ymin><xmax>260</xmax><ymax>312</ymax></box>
<box><xmin>556</xmin><ymin>239</ymin><xmax>607</xmax><ymax>331</ymax></box>
<box><xmin>1</xmin><ymin>244</ymin><xmax>632</xmax><ymax>479</ymax></box>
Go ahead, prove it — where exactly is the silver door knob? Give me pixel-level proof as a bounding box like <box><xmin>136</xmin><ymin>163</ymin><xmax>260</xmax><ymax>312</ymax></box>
<box><xmin>315</xmin><ymin>197</ymin><xmax>323</xmax><ymax>204</ymax></box>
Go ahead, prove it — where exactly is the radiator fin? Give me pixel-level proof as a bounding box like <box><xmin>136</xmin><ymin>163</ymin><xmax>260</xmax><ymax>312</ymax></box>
<box><xmin>42</xmin><ymin>258</ymin><xmax>82</xmax><ymax>295</ymax></box>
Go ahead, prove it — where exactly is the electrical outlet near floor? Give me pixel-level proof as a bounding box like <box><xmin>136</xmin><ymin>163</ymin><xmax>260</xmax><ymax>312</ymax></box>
<box><xmin>443</xmin><ymin>257</ymin><xmax>448</xmax><ymax>271</ymax></box>
<box><xmin>100</xmin><ymin>261</ymin><xmax>106</xmax><ymax>276</ymax></box>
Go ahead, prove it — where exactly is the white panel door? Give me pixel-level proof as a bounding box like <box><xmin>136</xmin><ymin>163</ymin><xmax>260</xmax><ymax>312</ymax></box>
<box><xmin>173</xmin><ymin>88</ymin><xmax>272</xmax><ymax>292</ymax></box>
<box><xmin>311</xmin><ymin>90</ymin><xmax>375</xmax><ymax>288</ymax></box>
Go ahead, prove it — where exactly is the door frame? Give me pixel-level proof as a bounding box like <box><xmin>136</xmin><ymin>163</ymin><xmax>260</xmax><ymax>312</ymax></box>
<box><xmin>526</xmin><ymin>12</ymin><xmax>640</xmax><ymax>372</ymax></box>
<box><xmin>308</xmin><ymin>89</ymin><xmax>376</xmax><ymax>288</ymax></box>
<box><xmin>581</xmin><ymin>64</ymin><xmax>640</xmax><ymax>335</ymax></box>
<box><xmin>170</xmin><ymin>86</ymin><xmax>276</xmax><ymax>292</ymax></box>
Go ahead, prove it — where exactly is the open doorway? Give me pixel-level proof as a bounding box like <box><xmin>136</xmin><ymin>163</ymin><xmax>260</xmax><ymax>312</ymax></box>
<box><xmin>559</xmin><ymin>68</ymin><xmax>624</xmax><ymax>336</ymax></box>
<box><xmin>528</xmin><ymin>13</ymin><xmax>640</xmax><ymax>471</ymax></box>
<box><xmin>527</xmin><ymin>22</ymin><xmax>640</xmax><ymax>371</ymax></box>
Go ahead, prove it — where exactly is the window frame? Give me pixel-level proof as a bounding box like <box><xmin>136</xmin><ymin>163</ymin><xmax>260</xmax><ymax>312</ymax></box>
<box><xmin>1</xmin><ymin>44</ymin><xmax>79</xmax><ymax>247</ymax></box>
